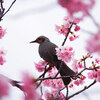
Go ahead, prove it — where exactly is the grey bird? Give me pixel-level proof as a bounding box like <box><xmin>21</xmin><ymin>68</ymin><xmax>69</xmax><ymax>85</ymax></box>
<box><xmin>30</xmin><ymin>36</ymin><xmax>76</xmax><ymax>85</ymax></box>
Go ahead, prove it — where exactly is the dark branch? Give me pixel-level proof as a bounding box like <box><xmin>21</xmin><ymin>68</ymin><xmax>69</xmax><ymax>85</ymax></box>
<box><xmin>62</xmin><ymin>23</ymin><xmax>74</xmax><ymax>46</ymax></box>
<box><xmin>37</xmin><ymin>75</ymin><xmax>72</xmax><ymax>81</ymax></box>
<box><xmin>11</xmin><ymin>80</ymin><xmax>23</xmax><ymax>90</ymax></box>
<box><xmin>68</xmin><ymin>80</ymin><xmax>96</xmax><ymax>99</ymax></box>
<box><xmin>0</xmin><ymin>0</ymin><xmax>16</xmax><ymax>20</ymax></box>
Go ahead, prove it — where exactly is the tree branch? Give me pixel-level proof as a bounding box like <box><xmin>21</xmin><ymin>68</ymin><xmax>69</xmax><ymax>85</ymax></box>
<box><xmin>62</xmin><ymin>23</ymin><xmax>74</xmax><ymax>46</ymax></box>
<box><xmin>68</xmin><ymin>80</ymin><xmax>96</xmax><ymax>99</ymax></box>
<box><xmin>0</xmin><ymin>0</ymin><xmax>16</xmax><ymax>20</ymax></box>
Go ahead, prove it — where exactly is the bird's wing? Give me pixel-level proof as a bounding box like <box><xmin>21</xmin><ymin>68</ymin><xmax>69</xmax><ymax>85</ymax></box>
<box><xmin>46</xmin><ymin>43</ymin><xmax>58</xmax><ymax>65</ymax></box>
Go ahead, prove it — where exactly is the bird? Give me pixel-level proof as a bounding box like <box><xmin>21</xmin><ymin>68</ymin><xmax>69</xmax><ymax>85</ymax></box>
<box><xmin>30</xmin><ymin>36</ymin><xmax>76</xmax><ymax>85</ymax></box>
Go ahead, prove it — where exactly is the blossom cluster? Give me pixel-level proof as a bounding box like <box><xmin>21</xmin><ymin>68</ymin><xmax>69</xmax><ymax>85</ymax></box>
<box><xmin>0</xmin><ymin>75</ymin><xmax>10</xmax><ymax>99</ymax></box>
<box><xmin>87</xmin><ymin>58</ymin><xmax>100</xmax><ymax>82</ymax></box>
<box><xmin>56</xmin><ymin>46</ymin><xmax>74</xmax><ymax>63</ymax></box>
<box><xmin>86</xmin><ymin>33</ymin><xmax>100</xmax><ymax>54</ymax></box>
<box><xmin>45</xmin><ymin>90</ymin><xmax>65</xmax><ymax>100</ymax></box>
<box><xmin>72</xmin><ymin>59</ymin><xmax>84</xmax><ymax>73</ymax></box>
<box><xmin>58</xmin><ymin>0</ymin><xmax>95</xmax><ymax>19</ymax></box>
<box><xmin>43</xmin><ymin>67</ymin><xmax>64</xmax><ymax>89</ymax></box>
<box><xmin>21</xmin><ymin>72</ymin><xmax>40</xmax><ymax>100</ymax></box>
<box><xmin>34</xmin><ymin>60</ymin><xmax>47</xmax><ymax>72</ymax></box>
<box><xmin>69</xmin><ymin>75</ymin><xmax>86</xmax><ymax>88</ymax></box>
<box><xmin>0</xmin><ymin>26</ymin><xmax>6</xmax><ymax>39</ymax></box>
<box><xmin>0</xmin><ymin>49</ymin><xmax>6</xmax><ymax>65</ymax></box>
<box><xmin>55</xmin><ymin>17</ymin><xmax>80</xmax><ymax>41</ymax></box>
<box><xmin>88</xmin><ymin>70</ymin><xmax>100</xmax><ymax>82</ymax></box>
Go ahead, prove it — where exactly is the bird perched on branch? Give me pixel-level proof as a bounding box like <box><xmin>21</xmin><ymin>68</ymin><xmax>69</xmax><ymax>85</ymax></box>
<box><xmin>30</xmin><ymin>36</ymin><xmax>76</xmax><ymax>85</ymax></box>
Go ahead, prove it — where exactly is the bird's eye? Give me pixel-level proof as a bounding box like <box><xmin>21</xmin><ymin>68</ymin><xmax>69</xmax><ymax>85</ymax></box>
<box><xmin>37</xmin><ymin>38</ymin><xmax>41</xmax><ymax>40</ymax></box>
<box><xmin>37</xmin><ymin>38</ymin><xmax>45</xmax><ymax>43</ymax></box>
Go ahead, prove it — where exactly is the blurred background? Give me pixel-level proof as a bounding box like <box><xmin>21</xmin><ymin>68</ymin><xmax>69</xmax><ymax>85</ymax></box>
<box><xmin>0</xmin><ymin>0</ymin><xmax>100</xmax><ymax>100</ymax></box>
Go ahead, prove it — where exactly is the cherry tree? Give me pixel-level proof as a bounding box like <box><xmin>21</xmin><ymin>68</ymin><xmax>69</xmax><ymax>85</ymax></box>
<box><xmin>0</xmin><ymin>0</ymin><xmax>100</xmax><ymax>100</ymax></box>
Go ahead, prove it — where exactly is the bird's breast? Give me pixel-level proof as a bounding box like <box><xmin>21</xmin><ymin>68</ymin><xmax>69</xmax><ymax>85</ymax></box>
<box><xmin>39</xmin><ymin>42</ymin><xmax>57</xmax><ymax>65</ymax></box>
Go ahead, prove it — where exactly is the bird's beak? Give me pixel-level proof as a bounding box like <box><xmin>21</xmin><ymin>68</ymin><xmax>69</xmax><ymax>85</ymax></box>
<box><xmin>30</xmin><ymin>40</ymin><xmax>36</xmax><ymax>43</ymax></box>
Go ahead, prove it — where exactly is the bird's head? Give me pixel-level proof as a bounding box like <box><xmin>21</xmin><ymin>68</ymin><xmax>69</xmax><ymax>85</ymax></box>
<box><xmin>30</xmin><ymin>36</ymin><xmax>50</xmax><ymax>44</ymax></box>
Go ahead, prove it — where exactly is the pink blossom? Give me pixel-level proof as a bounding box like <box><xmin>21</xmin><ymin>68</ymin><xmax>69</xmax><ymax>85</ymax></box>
<box><xmin>86</xmin><ymin>33</ymin><xmax>100</xmax><ymax>54</ymax></box>
<box><xmin>74</xmin><ymin>76</ymin><xmax>86</xmax><ymax>86</ymax></box>
<box><xmin>88</xmin><ymin>71</ymin><xmax>95</xmax><ymax>79</ymax></box>
<box><xmin>45</xmin><ymin>90</ymin><xmax>65</xmax><ymax>100</ymax></box>
<box><xmin>0</xmin><ymin>49</ymin><xmax>6</xmax><ymax>66</ymax></box>
<box><xmin>34</xmin><ymin>60</ymin><xmax>47</xmax><ymax>72</ymax></box>
<box><xmin>0</xmin><ymin>26</ymin><xmax>6</xmax><ymax>39</ymax></box>
<box><xmin>95</xmin><ymin>58</ymin><xmax>100</xmax><ymax>64</ymax></box>
<box><xmin>88</xmin><ymin>70</ymin><xmax>100</xmax><ymax>82</ymax></box>
<box><xmin>58</xmin><ymin>0</ymin><xmax>95</xmax><ymax>19</ymax></box>
<box><xmin>0</xmin><ymin>75</ymin><xmax>10</xmax><ymax>99</ymax></box>
<box><xmin>21</xmin><ymin>72</ymin><xmax>40</xmax><ymax>100</ymax></box>
<box><xmin>56</xmin><ymin>46</ymin><xmax>74</xmax><ymax>63</ymax></box>
<box><xmin>55</xmin><ymin>17</ymin><xmax>74</xmax><ymax>36</ymax></box>
<box><xmin>74</xmin><ymin>25</ymin><xmax>80</xmax><ymax>31</ymax></box>
<box><xmin>72</xmin><ymin>59</ymin><xmax>84</xmax><ymax>73</ymax></box>
<box><xmin>55</xmin><ymin>16</ymin><xmax>80</xmax><ymax>41</ymax></box>
<box><xmin>55</xmin><ymin>24</ymin><xmax>69</xmax><ymax>36</ymax></box>
<box><xmin>0</xmin><ymin>56</ymin><xmax>6</xmax><ymax>65</ymax></box>
<box><xmin>43</xmin><ymin>68</ymin><xmax>64</xmax><ymax>89</ymax></box>
<box><xmin>74</xmin><ymin>80</ymin><xmax>83</xmax><ymax>86</ymax></box>
<box><xmin>69</xmin><ymin>36</ymin><xmax>75</xmax><ymax>41</ymax></box>
<box><xmin>64</xmin><ymin>16</ymin><xmax>81</xmax><ymax>24</ymax></box>
<box><xmin>69</xmin><ymin>35</ymin><xmax>79</xmax><ymax>41</ymax></box>
<box><xmin>69</xmin><ymin>83</ymin><xmax>74</xmax><ymax>88</ymax></box>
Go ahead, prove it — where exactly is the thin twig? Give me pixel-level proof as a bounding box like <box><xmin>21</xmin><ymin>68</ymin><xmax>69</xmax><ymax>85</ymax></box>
<box><xmin>1</xmin><ymin>0</ymin><xmax>16</xmax><ymax>18</ymax></box>
<box><xmin>11</xmin><ymin>80</ymin><xmax>22</xmax><ymax>90</ymax></box>
<box><xmin>40</xmin><ymin>86</ymin><xmax>43</xmax><ymax>98</ymax></box>
<box><xmin>38</xmin><ymin>66</ymin><xmax>51</xmax><ymax>79</ymax></box>
<box><xmin>68</xmin><ymin>80</ymin><xmax>96</xmax><ymax>99</ymax></box>
<box><xmin>62</xmin><ymin>23</ymin><xmax>74</xmax><ymax>46</ymax></box>
<box><xmin>0</xmin><ymin>2</ymin><xmax>5</xmax><ymax>13</ymax></box>
<box><xmin>60</xmin><ymin>87</ymin><xmax>66</xmax><ymax>91</ymax></box>
<box><xmin>37</xmin><ymin>75</ymin><xmax>71</xmax><ymax>81</ymax></box>
<box><xmin>36</xmin><ymin>65</ymin><xmax>52</xmax><ymax>88</ymax></box>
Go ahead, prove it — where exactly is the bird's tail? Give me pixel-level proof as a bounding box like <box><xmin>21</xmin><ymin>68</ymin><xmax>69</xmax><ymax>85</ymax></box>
<box><xmin>56</xmin><ymin>61</ymin><xmax>76</xmax><ymax>85</ymax></box>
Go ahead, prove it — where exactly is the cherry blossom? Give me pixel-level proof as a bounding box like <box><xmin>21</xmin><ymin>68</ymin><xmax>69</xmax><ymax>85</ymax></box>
<box><xmin>21</xmin><ymin>72</ymin><xmax>40</xmax><ymax>100</ymax></box>
<box><xmin>0</xmin><ymin>26</ymin><xmax>6</xmax><ymax>39</ymax></box>
<box><xmin>72</xmin><ymin>59</ymin><xmax>84</xmax><ymax>73</ymax></box>
<box><xmin>88</xmin><ymin>70</ymin><xmax>100</xmax><ymax>82</ymax></box>
<box><xmin>55</xmin><ymin>17</ymin><xmax>80</xmax><ymax>36</ymax></box>
<box><xmin>0</xmin><ymin>49</ymin><xmax>6</xmax><ymax>65</ymax></box>
<box><xmin>0</xmin><ymin>75</ymin><xmax>10</xmax><ymax>99</ymax></box>
<box><xmin>45</xmin><ymin>90</ymin><xmax>65</xmax><ymax>100</ymax></box>
<box><xmin>55</xmin><ymin>18</ymin><xmax>71</xmax><ymax>36</ymax></box>
<box><xmin>74</xmin><ymin>76</ymin><xmax>86</xmax><ymax>86</ymax></box>
<box><xmin>95</xmin><ymin>58</ymin><xmax>100</xmax><ymax>64</ymax></box>
<box><xmin>58</xmin><ymin>0</ymin><xmax>95</xmax><ymax>19</ymax></box>
<box><xmin>69</xmin><ymin>75</ymin><xmax>86</xmax><ymax>87</ymax></box>
<box><xmin>56</xmin><ymin>46</ymin><xmax>74</xmax><ymax>63</ymax></box>
<box><xmin>55</xmin><ymin>17</ymin><xmax>80</xmax><ymax>42</ymax></box>
<box><xmin>43</xmin><ymin>68</ymin><xmax>64</xmax><ymax>89</ymax></box>
<box><xmin>86</xmin><ymin>33</ymin><xmax>100</xmax><ymax>54</ymax></box>
<box><xmin>69</xmin><ymin>35</ymin><xmax>79</xmax><ymax>41</ymax></box>
<box><xmin>34</xmin><ymin>60</ymin><xmax>47</xmax><ymax>72</ymax></box>
<box><xmin>74</xmin><ymin>25</ymin><xmax>80</xmax><ymax>31</ymax></box>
